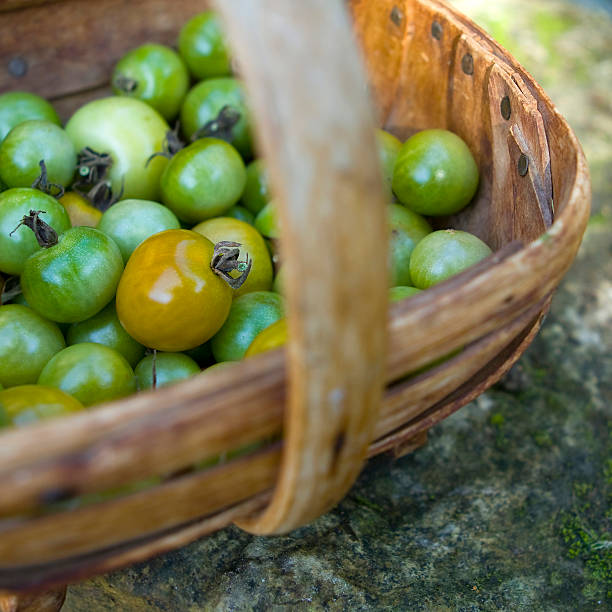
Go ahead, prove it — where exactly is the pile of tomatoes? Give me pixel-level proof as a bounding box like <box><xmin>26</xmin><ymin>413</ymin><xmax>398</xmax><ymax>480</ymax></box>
<box><xmin>0</xmin><ymin>11</ymin><xmax>492</xmax><ymax>429</ymax></box>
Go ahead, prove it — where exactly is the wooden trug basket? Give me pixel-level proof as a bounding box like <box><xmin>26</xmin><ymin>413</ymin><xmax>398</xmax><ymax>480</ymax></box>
<box><xmin>0</xmin><ymin>0</ymin><xmax>589</xmax><ymax>599</ymax></box>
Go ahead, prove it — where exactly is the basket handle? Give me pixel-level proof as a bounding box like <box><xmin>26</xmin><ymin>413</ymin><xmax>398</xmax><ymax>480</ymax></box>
<box><xmin>214</xmin><ymin>0</ymin><xmax>388</xmax><ymax>534</ymax></box>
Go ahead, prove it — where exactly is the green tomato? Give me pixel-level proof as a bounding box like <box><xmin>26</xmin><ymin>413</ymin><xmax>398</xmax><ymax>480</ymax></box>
<box><xmin>388</xmin><ymin>203</ymin><xmax>432</xmax><ymax>286</ymax></box>
<box><xmin>178</xmin><ymin>11</ymin><xmax>232</xmax><ymax>80</ymax></box>
<box><xmin>180</xmin><ymin>78</ymin><xmax>252</xmax><ymax>159</ymax></box>
<box><xmin>0</xmin><ymin>304</ymin><xmax>65</xmax><ymax>387</ymax></box>
<box><xmin>0</xmin><ymin>92</ymin><xmax>60</xmax><ymax>143</ymax></box>
<box><xmin>97</xmin><ymin>198</ymin><xmax>180</xmax><ymax>263</ymax></box>
<box><xmin>135</xmin><ymin>352</ymin><xmax>200</xmax><ymax>390</ymax></box>
<box><xmin>389</xmin><ymin>286</ymin><xmax>421</xmax><ymax>302</ymax></box>
<box><xmin>21</xmin><ymin>226</ymin><xmax>124</xmax><ymax>323</ymax></box>
<box><xmin>376</xmin><ymin>128</ymin><xmax>402</xmax><ymax>198</ymax></box>
<box><xmin>66</xmin><ymin>301</ymin><xmax>145</xmax><ymax>368</ymax></box>
<box><xmin>409</xmin><ymin>229</ymin><xmax>492</xmax><ymax>289</ymax></box>
<box><xmin>0</xmin><ymin>385</ymin><xmax>83</xmax><ymax>427</ymax></box>
<box><xmin>241</xmin><ymin>159</ymin><xmax>271</xmax><ymax>215</ymax></box>
<box><xmin>160</xmin><ymin>138</ymin><xmax>246</xmax><ymax>223</ymax></box>
<box><xmin>392</xmin><ymin>129</ymin><xmax>479</xmax><ymax>216</ymax></box>
<box><xmin>0</xmin><ymin>120</ymin><xmax>76</xmax><ymax>189</ymax></box>
<box><xmin>38</xmin><ymin>343</ymin><xmax>135</xmax><ymax>406</ymax></box>
<box><xmin>65</xmin><ymin>97</ymin><xmax>169</xmax><ymax>201</ymax></box>
<box><xmin>112</xmin><ymin>44</ymin><xmax>190</xmax><ymax>121</ymax></box>
<box><xmin>0</xmin><ymin>188</ymin><xmax>71</xmax><ymax>275</ymax></box>
<box><xmin>254</xmin><ymin>200</ymin><xmax>280</xmax><ymax>239</ymax></box>
<box><xmin>211</xmin><ymin>291</ymin><xmax>284</xmax><ymax>362</ymax></box>
<box><xmin>225</xmin><ymin>204</ymin><xmax>254</xmax><ymax>225</ymax></box>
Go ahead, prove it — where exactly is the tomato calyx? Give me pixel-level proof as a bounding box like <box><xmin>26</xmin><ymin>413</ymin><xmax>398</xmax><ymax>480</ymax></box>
<box><xmin>71</xmin><ymin>147</ymin><xmax>122</xmax><ymax>211</ymax></box>
<box><xmin>113</xmin><ymin>73</ymin><xmax>138</xmax><ymax>94</ymax></box>
<box><xmin>10</xmin><ymin>209</ymin><xmax>59</xmax><ymax>248</ymax></box>
<box><xmin>31</xmin><ymin>160</ymin><xmax>65</xmax><ymax>199</ymax></box>
<box><xmin>192</xmin><ymin>105</ymin><xmax>241</xmax><ymax>143</ymax></box>
<box><xmin>145</xmin><ymin>122</ymin><xmax>184</xmax><ymax>166</ymax></box>
<box><xmin>211</xmin><ymin>240</ymin><xmax>252</xmax><ymax>290</ymax></box>
<box><xmin>75</xmin><ymin>147</ymin><xmax>113</xmax><ymax>186</ymax></box>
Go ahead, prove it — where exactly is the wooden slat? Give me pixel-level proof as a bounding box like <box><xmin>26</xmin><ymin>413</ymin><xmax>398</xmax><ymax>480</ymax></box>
<box><xmin>0</xmin><ymin>446</ymin><xmax>281</xmax><ymax>566</ymax></box>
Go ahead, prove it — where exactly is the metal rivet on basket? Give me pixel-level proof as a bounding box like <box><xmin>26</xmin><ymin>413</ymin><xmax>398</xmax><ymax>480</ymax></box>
<box><xmin>431</xmin><ymin>20</ymin><xmax>443</xmax><ymax>40</ymax></box>
<box><xmin>7</xmin><ymin>56</ymin><xmax>27</xmax><ymax>78</ymax></box>
<box><xmin>390</xmin><ymin>6</ymin><xmax>404</xmax><ymax>26</ymax></box>
<box><xmin>518</xmin><ymin>154</ymin><xmax>529</xmax><ymax>176</ymax></box>
<box><xmin>461</xmin><ymin>53</ymin><xmax>474</xmax><ymax>75</ymax></box>
<box><xmin>500</xmin><ymin>96</ymin><xmax>511</xmax><ymax>120</ymax></box>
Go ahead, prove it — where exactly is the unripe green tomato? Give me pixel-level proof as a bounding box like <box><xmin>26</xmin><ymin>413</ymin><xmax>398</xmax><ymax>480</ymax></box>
<box><xmin>0</xmin><ymin>188</ymin><xmax>71</xmax><ymax>275</ymax></box>
<box><xmin>66</xmin><ymin>301</ymin><xmax>145</xmax><ymax>368</ymax></box>
<box><xmin>178</xmin><ymin>11</ymin><xmax>232</xmax><ymax>80</ymax></box>
<box><xmin>389</xmin><ymin>286</ymin><xmax>421</xmax><ymax>302</ymax></box>
<box><xmin>180</xmin><ymin>78</ymin><xmax>252</xmax><ymax>159</ymax></box>
<box><xmin>65</xmin><ymin>97</ymin><xmax>170</xmax><ymax>201</ymax></box>
<box><xmin>254</xmin><ymin>200</ymin><xmax>280</xmax><ymax>239</ymax></box>
<box><xmin>135</xmin><ymin>352</ymin><xmax>200</xmax><ymax>390</ymax></box>
<box><xmin>0</xmin><ymin>385</ymin><xmax>83</xmax><ymax>427</ymax></box>
<box><xmin>0</xmin><ymin>92</ymin><xmax>60</xmax><ymax>143</ymax></box>
<box><xmin>392</xmin><ymin>129</ymin><xmax>479</xmax><ymax>215</ymax></box>
<box><xmin>112</xmin><ymin>44</ymin><xmax>190</xmax><ymax>121</ymax></box>
<box><xmin>21</xmin><ymin>227</ymin><xmax>124</xmax><ymax>323</ymax></box>
<box><xmin>97</xmin><ymin>198</ymin><xmax>181</xmax><ymax>263</ymax></box>
<box><xmin>0</xmin><ymin>304</ymin><xmax>65</xmax><ymax>387</ymax></box>
<box><xmin>409</xmin><ymin>229</ymin><xmax>492</xmax><ymax>289</ymax></box>
<box><xmin>211</xmin><ymin>291</ymin><xmax>284</xmax><ymax>362</ymax></box>
<box><xmin>388</xmin><ymin>203</ymin><xmax>432</xmax><ymax>286</ymax></box>
<box><xmin>225</xmin><ymin>204</ymin><xmax>254</xmax><ymax>225</ymax></box>
<box><xmin>241</xmin><ymin>159</ymin><xmax>271</xmax><ymax>215</ymax></box>
<box><xmin>376</xmin><ymin>128</ymin><xmax>402</xmax><ymax>198</ymax></box>
<box><xmin>160</xmin><ymin>138</ymin><xmax>246</xmax><ymax>223</ymax></box>
<box><xmin>0</xmin><ymin>120</ymin><xmax>76</xmax><ymax>189</ymax></box>
<box><xmin>38</xmin><ymin>343</ymin><xmax>136</xmax><ymax>406</ymax></box>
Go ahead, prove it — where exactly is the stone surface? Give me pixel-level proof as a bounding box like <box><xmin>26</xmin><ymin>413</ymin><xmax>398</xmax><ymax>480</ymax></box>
<box><xmin>65</xmin><ymin>1</ymin><xmax>612</xmax><ymax>609</ymax></box>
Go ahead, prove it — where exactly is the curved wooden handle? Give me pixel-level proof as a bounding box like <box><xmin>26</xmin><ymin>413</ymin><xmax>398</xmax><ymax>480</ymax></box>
<box><xmin>214</xmin><ymin>0</ymin><xmax>388</xmax><ymax>534</ymax></box>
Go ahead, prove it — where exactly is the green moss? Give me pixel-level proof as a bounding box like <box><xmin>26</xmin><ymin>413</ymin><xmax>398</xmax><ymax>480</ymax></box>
<box><xmin>559</xmin><ymin>432</ymin><xmax>612</xmax><ymax>600</ymax></box>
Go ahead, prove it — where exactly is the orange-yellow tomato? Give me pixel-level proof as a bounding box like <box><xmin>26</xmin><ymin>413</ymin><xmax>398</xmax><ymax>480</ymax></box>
<box><xmin>116</xmin><ymin>229</ymin><xmax>232</xmax><ymax>351</ymax></box>
<box><xmin>58</xmin><ymin>191</ymin><xmax>102</xmax><ymax>227</ymax></box>
<box><xmin>244</xmin><ymin>317</ymin><xmax>288</xmax><ymax>357</ymax></box>
<box><xmin>192</xmin><ymin>216</ymin><xmax>273</xmax><ymax>298</ymax></box>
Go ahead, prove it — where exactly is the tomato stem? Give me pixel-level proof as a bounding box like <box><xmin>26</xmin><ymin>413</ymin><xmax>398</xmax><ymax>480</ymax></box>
<box><xmin>10</xmin><ymin>210</ymin><xmax>59</xmax><ymax>248</ymax></box>
<box><xmin>192</xmin><ymin>105</ymin><xmax>241</xmax><ymax>143</ymax></box>
<box><xmin>113</xmin><ymin>74</ymin><xmax>138</xmax><ymax>94</ymax></box>
<box><xmin>0</xmin><ymin>276</ymin><xmax>22</xmax><ymax>305</ymax></box>
<box><xmin>211</xmin><ymin>241</ymin><xmax>252</xmax><ymax>290</ymax></box>
<box><xmin>145</xmin><ymin>123</ymin><xmax>184</xmax><ymax>167</ymax></box>
<box><xmin>31</xmin><ymin>160</ymin><xmax>65</xmax><ymax>199</ymax></box>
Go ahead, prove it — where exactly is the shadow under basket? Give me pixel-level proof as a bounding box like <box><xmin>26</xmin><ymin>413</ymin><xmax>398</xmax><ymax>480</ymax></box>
<box><xmin>0</xmin><ymin>0</ymin><xmax>589</xmax><ymax>600</ymax></box>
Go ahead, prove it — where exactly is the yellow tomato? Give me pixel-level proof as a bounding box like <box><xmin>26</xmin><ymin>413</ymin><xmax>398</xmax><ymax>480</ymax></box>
<box><xmin>116</xmin><ymin>229</ymin><xmax>232</xmax><ymax>351</ymax></box>
<box><xmin>192</xmin><ymin>216</ymin><xmax>273</xmax><ymax>298</ymax></box>
<box><xmin>244</xmin><ymin>317</ymin><xmax>288</xmax><ymax>357</ymax></box>
<box><xmin>59</xmin><ymin>191</ymin><xmax>102</xmax><ymax>227</ymax></box>
<box><xmin>0</xmin><ymin>384</ymin><xmax>83</xmax><ymax>427</ymax></box>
